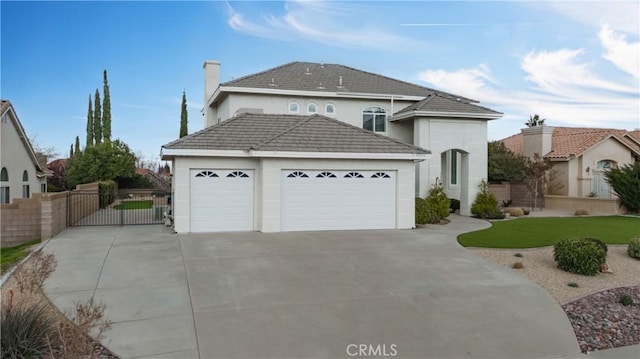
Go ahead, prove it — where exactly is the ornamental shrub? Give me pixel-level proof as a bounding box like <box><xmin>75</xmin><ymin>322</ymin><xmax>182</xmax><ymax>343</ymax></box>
<box><xmin>604</xmin><ymin>162</ymin><xmax>640</xmax><ymax>213</ymax></box>
<box><xmin>628</xmin><ymin>236</ymin><xmax>640</xmax><ymax>259</ymax></box>
<box><xmin>1</xmin><ymin>299</ymin><xmax>59</xmax><ymax>358</ymax></box>
<box><xmin>584</xmin><ymin>238</ymin><xmax>608</xmax><ymax>255</ymax></box>
<box><xmin>503</xmin><ymin>207</ymin><xmax>524</xmax><ymax>217</ymax></box>
<box><xmin>424</xmin><ymin>178</ymin><xmax>450</xmax><ymax>224</ymax></box>
<box><xmin>415</xmin><ymin>198</ymin><xmax>428</xmax><ymax>225</ymax></box>
<box><xmin>98</xmin><ymin>180</ymin><xmax>116</xmax><ymax>208</ymax></box>
<box><xmin>553</xmin><ymin>238</ymin><xmax>607</xmax><ymax>276</ymax></box>
<box><xmin>471</xmin><ymin>180</ymin><xmax>504</xmax><ymax>219</ymax></box>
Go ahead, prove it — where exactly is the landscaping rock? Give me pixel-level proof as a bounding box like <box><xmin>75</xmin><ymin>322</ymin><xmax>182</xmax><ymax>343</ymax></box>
<box><xmin>562</xmin><ymin>286</ymin><xmax>640</xmax><ymax>353</ymax></box>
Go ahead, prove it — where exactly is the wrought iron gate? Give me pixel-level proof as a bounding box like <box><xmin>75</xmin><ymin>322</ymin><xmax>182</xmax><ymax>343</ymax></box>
<box><xmin>67</xmin><ymin>188</ymin><xmax>171</xmax><ymax>226</ymax></box>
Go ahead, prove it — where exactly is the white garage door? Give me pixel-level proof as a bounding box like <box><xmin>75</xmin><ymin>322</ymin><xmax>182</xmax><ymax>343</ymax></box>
<box><xmin>190</xmin><ymin>169</ymin><xmax>254</xmax><ymax>232</ymax></box>
<box><xmin>281</xmin><ymin>170</ymin><xmax>396</xmax><ymax>231</ymax></box>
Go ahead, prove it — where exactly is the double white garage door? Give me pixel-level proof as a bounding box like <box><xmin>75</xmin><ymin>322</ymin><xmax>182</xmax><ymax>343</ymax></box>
<box><xmin>190</xmin><ymin>169</ymin><xmax>396</xmax><ymax>232</ymax></box>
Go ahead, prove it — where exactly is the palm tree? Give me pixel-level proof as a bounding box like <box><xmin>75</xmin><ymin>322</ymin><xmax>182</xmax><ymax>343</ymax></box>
<box><xmin>525</xmin><ymin>114</ymin><xmax>546</xmax><ymax>127</ymax></box>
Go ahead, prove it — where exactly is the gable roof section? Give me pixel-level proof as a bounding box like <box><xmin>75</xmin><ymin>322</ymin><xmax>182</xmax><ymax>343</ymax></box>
<box><xmin>162</xmin><ymin>113</ymin><xmax>430</xmax><ymax>157</ymax></box>
<box><xmin>500</xmin><ymin>127</ymin><xmax>640</xmax><ymax>160</ymax></box>
<box><xmin>1</xmin><ymin>99</ymin><xmax>49</xmax><ymax>176</ymax></box>
<box><xmin>392</xmin><ymin>93</ymin><xmax>502</xmax><ymax>118</ymax></box>
<box><xmin>221</xmin><ymin>61</ymin><xmax>475</xmax><ymax>103</ymax></box>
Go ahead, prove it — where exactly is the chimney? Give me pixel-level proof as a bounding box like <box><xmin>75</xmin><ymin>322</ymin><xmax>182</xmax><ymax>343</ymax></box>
<box><xmin>522</xmin><ymin>126</ymin><xmax>553</xmax><ymax>158</ymax></box>
<box><xmin>203</xmin><ymin>60</ymin><xmax>221</xmax><ymax>106</ymax></box>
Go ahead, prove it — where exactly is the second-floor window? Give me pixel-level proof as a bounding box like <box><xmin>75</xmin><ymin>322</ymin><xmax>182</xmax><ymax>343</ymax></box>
<box><xmin>307</xmin><ymin>103</ymin><xmax>317</xmax><ymax>114</ymax></box>
<box><xmin>362</xmin><ymin>107</ymin><xmax>387</xmax><ymax>132</ymax></box>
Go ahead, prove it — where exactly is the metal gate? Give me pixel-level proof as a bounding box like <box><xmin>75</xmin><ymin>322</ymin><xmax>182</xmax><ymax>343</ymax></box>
<box><xmin>67</xmin><ymin>188</ymin><xmax>171</xmax><ymax>226</ymax></box>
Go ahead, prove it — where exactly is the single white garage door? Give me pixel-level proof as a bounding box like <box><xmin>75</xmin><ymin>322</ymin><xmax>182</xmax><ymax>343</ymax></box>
<box><xmin>190</xmin><ymin>169</ymin><xmax>254</xmax><ymax>232</ymax></box>
<box><xmin>281</xmin><ymin>170</ymin><xmax>396</xmax><ymax>231</ymax></box>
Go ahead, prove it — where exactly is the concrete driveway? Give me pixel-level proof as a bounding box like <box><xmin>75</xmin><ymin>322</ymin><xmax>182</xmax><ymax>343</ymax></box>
<box><xmin>43</xmin><ymin>216</ymin><xmax>582</xmax><ymax>359</ymax></box>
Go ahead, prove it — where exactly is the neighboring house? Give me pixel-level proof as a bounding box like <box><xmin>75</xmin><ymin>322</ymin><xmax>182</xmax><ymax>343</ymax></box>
<box><xmin>501</xmin><ymin>126</ymin><xmax>640</xmax><ymax>198</ymax></box>
<box><xmin>0</xmin><ymin>100</ymin><xmax>50</xmax><ymax>203</ymax></box>
<box><xmin>135</xmin><ymin>168</ymin><xmax>171</xmax><ymax>192</ymax></box>
<box><xmin>161</xmin><ymin>61</ymin><xmax>502</xmax><ymax>233</ymax></box>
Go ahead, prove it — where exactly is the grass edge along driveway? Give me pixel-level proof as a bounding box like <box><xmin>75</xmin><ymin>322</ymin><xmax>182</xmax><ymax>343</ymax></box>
<box><xmin>0</xmin><ymin>239</ymin><xmax>41</xmax><ymax>274</ymax></box>
<box><xmin>458</xmin><ymin>216</ymin><xmax>640</xmax><ymax>248</ymax></box>
<box><xmin>114</xmin><ymin>200</ymin><xmax>153</xmax><ymax>210</ymax></box>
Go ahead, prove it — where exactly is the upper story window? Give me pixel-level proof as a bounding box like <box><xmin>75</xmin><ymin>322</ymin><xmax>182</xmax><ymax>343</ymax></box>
<box><xmin>289</xmin><ymin>102</ymin><xmax>299</xmax><ymax>113</ymax></box>
<box><xmin>23</xmin><ymin>170</ymin><xmax>29</xmax><ymax>182</ymax></box>
<box><xmin>450</xmin><ymin>151</ymin><xmax>458</xmax><ymax>186</ymax></box>
<box><xmin>307</xmin><ymin>103</ymin><xmax>317</xmax><ymax>114</ymax></box>
<box><xmin>325</xmin><ymin>103</ymin><xmax>335</xmax><ymax>116</ymax></box>
<box><xmin>362</xmin><ymin>107</ymin><xmax>387</xmax><ymax>132</ymax></box>
<box><xmin>596</xmin><ymin>160</ymin><xmax>616</xmax><ymax>170</ymax></box>
<box><xmin>0</xmin><ymin>167</ymin><xmax>7</xmax><ymax>181</ymax></box>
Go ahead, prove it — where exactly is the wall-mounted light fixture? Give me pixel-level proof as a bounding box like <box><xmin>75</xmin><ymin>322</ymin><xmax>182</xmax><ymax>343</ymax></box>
<box><xmin>585</xmin><ymin>166</ymin><xmax>590</xmax><ymax>173</ymax></box>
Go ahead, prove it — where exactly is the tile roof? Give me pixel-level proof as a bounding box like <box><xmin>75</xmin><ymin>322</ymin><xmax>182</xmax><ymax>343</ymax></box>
<box><xmin>222</xmin><ymin>61</ymin><xmax>476</xmax><ymax>103</ymax></box>
<box><xmin>163</xmin><ymin>113</ymin><xmax>430</xmax><ymax>155</ymax></box>
<box><xmin>500</xmin><ymin>127</ymin><xmax>640</xmax><ymax>159</ymax></box>
<box><xmin>0</xmin><ymin>100</ymin><xmax>10</xmax><ymax>115</ymax></box>
<box><xmin>393</xmin><ymin>93</ymin><xmax>502</xmax><ymax>116</ymax></box>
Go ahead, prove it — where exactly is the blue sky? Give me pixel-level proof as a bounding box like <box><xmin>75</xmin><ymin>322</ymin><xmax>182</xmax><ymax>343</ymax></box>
<box><xmin>2</xmin><ymin>1</ymin><xmax>639</xmax><ymax>164</ymax></box>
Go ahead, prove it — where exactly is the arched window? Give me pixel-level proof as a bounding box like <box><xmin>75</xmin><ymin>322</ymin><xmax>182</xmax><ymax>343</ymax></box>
<box><xmin>307</xmin><ymin>103</ymin><xmax>317</xmax><ymax>114</ymax></box>
<box><xmin>289</xmin><ymin>102</ymin><xmax>299</xmax><ymax>113</ymax></box>
<box><xmin>23</xmin><ymin>170</ymin><xmax>29</xmax><ymax>181</ymax></box>
<box><xmin>0</xmin><ymin>167</ymin><xmax>8</xmax><ymax>203</ymax></box>
<box><xmin>362</xmin><ymin>107</ymin><xmax>387</xmax><ymax>132</ymax></box>
<box><xmin>325</xmin><ymin>103</ymin><xmax>335</xmax><ymax>115</ymax></box>
<box><xmin>596</xmin><ymin>160</ymin><xmax>616</xmax><ymax>170</ymax></box>
<box><xmin>0</xmin><ymin>167</ymin><xmax>7</xmax><ymax>181</ymax></box>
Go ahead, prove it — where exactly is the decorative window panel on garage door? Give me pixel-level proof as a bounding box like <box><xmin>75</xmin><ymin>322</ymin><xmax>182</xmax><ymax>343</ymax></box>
<box><xmin>190</xmin><ymin>169</ymin><xmax>254</xmax><ymax>232</ymax></box>
<box><xmin>281</xmin><ymin>170</ymin><xmax>396</xmax><ymax>231</ymax></box>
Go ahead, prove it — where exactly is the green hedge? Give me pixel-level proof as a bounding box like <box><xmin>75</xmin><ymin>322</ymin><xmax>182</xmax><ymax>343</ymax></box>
<box><xmin>98</xmin><ymin>180</ymin><xmax>116</xmax><ymax>208</ymax></box>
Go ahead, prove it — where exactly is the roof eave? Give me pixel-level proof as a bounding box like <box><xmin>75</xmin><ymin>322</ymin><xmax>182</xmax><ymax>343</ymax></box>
<box><xmin>390</xmin><ymin>110</ymin><xmax>503</xmax><ymax>122</ymax></box>
<box><xmin>214</xmin><ymin>86</ymin><xmax>426</xmax><ymax>102</ymax></box>
<box><xmin>161</xmin><ymin>147</ymin><xmax>430</xmax><ymax>161</ymax></box>
<box><xmin>2</xmin><ymin>104</ymin><xmax>45</xmax><ymax>172</ymax></box>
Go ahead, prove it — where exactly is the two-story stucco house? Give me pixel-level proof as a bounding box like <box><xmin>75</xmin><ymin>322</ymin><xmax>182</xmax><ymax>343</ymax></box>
<box><xmin>0</xmin><ymin>100</ymin><xmax>49</xmax><ymax>203</ymax></box>
<box><xmin>161</xmin><ymin>61</ymin><xmax>502</xmax><ymax>233</ymax></box>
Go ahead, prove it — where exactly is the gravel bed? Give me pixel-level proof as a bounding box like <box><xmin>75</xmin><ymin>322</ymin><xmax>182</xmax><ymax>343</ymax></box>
<box><xmin>472</xmin><ymin>246</ymin><xmax>640</xmax><ymax>352</ymax></box>
<box><xmin>563</xmin><ymin>286</ymin><xmax>640</xmax><ymax>353</ymax></box>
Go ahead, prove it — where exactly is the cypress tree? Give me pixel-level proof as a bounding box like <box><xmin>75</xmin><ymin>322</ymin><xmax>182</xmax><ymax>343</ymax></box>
<box><xmin>75</xmin><ymin>136</ymin><xmax>81</xmax><ymax>155</ymax></box>
<box><xmin>102</xmin><ymin>70</ymin><xmax>111</xmax><ymax>142</ymax></box>
<box><xmin>94</xmin><ymin>89</ymin><xmax>102</xmax><ymax>144</ymax></box>
<box><xmin>179</xmin><ymin>91</ymin><xmax>188</xmax><ymax>138</ymax></box>
<box><xmin>86</xmin><ymin>95</ymin><xmax>94</xmax><ymax>147</ymax></box>
<box><xmin>70</xmin><ymin>143</ymin><xmax>74</xmax><ymax>159</ymax></box>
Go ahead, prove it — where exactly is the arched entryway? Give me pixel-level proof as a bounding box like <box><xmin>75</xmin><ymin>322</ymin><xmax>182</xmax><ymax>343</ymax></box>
<box><xmin>440</xmin><ymin>149</ymin><xmax>471</xmax><ymax>216</ymax></box>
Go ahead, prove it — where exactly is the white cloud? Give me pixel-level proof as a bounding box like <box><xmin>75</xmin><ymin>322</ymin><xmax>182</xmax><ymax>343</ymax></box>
<box><xmin>599</xmin><ymin>24</ymin><xmax>640</xmax><ymax>79</ymax></box>
<box><xmin>539</xmin><ymin>1</ymin><xmax>639</xmax><ymax>36</ymax></box>
<box><xmin>226</xmin><ymin>0</ymin><xmax>422</xmax><ymax>50</ymax></box>
<box><xmin>418</xmin><ymin>26</ymin><xmax>639</xmax><ymax>134</ymax></box>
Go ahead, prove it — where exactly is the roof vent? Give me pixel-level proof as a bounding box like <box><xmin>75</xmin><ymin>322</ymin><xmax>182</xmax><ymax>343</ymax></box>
<box><xmin>317</xmin><ymin>82</ymin><xmax>325</xmax><ymax>90</ymax></box>
<box><xmin>269</xmin><ymin>78</ymin><xmax>277</xmax><ymax>87</ymax></box>
<box><xmin>339</xmin><ymin>75</ymin><xmax>343</xmax><ymax>86</ymax></box>
<box><xmin>305</xmin><ymin>67</ymin><xmax>312</xmax><ymax>75</ymax></box>
<box><xmin>320</xmin><ymin>62</ymin><xmax>324</xmax><ymax>68</ymax></box>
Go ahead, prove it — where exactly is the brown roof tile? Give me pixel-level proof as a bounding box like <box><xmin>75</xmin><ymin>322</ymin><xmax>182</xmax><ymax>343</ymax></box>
<box><xmin>500</xmin><ymin>127</ymin><xmax>640</xmax><ymax>159</ymax></box>
<box><xmin>163</xmin><ymin>113</ymin><xmax>430</xmax><ymax>155</ymax></box>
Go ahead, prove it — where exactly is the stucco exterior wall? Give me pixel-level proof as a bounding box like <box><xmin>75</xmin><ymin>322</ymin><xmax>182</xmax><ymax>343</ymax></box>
<box><xmin>413</xmin><ymin>118</ymin><xmax>488</xmax><ymax>215</ymax></box>
<box><xmin>208</xmin><ymin>93</ymin><xmax>416</xmax><ymax>138</ymax></box>
<box><xmin>171</xmin><ymin>156</ymin><xmax>416</xmax><ymax>233</ymax></box>
<box><xmin>0</xmin><ymin>111</ymin><xmax>44</xmax><ymax>203</ymax></box>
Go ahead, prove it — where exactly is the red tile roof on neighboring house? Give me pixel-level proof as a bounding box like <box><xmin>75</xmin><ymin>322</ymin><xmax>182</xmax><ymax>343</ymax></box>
<box><xmin>500</xmin><ymin>127</ymin><xmax>640</xmax><ymax>160</ymax></box>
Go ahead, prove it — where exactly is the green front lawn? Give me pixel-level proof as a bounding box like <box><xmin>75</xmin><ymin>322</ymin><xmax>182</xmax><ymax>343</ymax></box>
<box><xmin>458</xmin><ymin>216</ymin><xmax>640</xmax><ymax>248</ymax></box>
<box><xmin>114</xmin><ymin>200</ymin><xmax>153</xmax><ymax>210</ymax></box>
<box><xmin>1</xmin><ymin>239</ymin><xmax>41</xmax><ymax>274</ymax></box>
